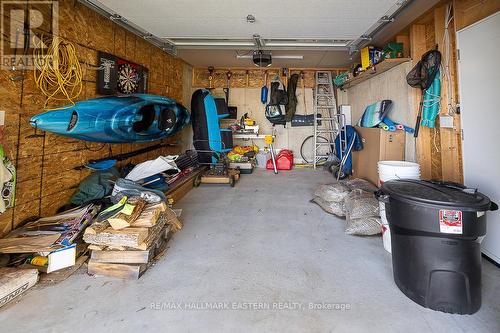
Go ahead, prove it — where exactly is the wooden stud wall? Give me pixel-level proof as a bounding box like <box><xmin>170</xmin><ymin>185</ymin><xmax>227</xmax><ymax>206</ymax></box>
<box><xmin>403</xmin><ymin>0</ymin><xmax>498</xmax><ymax>183</ymax></box>
<box><xmin>192</xmin><ymin>67</ymin><xmax>345</xmax><ymax>89</ymax></box>
<box><xmin>0</xmin><ymin>1</ymin><xmax>187</xmax><ymax>236</ymax></box>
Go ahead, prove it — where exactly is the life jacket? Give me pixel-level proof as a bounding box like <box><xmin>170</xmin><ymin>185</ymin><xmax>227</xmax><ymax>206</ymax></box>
<box><xmin>265</xmin><ymin>76</ymin><xmax>288</xmax><ymax>126</ymax></box>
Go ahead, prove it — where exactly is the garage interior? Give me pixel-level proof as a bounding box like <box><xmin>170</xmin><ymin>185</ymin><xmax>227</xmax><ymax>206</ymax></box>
<box><xmin>0</xmin><ymin>0</ymin><xmax>499</xmax><ymax>332</ymax></box>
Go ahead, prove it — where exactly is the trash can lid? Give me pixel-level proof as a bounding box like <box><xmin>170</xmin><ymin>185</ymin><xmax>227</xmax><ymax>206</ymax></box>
<box><xmin>381</xmin><ymin>179</ymin><xmax>493</xmax><ymax>211</ymax></box>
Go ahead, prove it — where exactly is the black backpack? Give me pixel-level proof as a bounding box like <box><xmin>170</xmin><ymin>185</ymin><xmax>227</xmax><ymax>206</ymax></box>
<box><xmin>265</xmin><ymin>77</ymin><xmax>288</xmax><ymax>126</ymax></box>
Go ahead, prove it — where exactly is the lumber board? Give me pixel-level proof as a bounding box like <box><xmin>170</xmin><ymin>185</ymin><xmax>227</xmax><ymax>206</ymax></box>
<box><xmin>410</xmin><ymin>24</ymin><xmax>433</xmax><ymax>180</ymax></box>
<box><xmin>87</xmin><ymin>260</ymin><xmax>146</xmax><ymax>280</ymax></box>
<box><xmin>0</xmin><ymin>234</ymin><xmax>61</xmax><ymax>254</ymax></box>
<box><xmin>434</xmin><ymin>4</ymin><xmax>463</xmax><ymax>183</ymax></box>
<box><xmin>108</xmin><ymin>198</ymin><xmax>147</xmax><ymax>230</ymax></box>
<box><xmin>0</xmin><ymin>268</ymin><xmax>38</xmax><ymax>308</ymax></box>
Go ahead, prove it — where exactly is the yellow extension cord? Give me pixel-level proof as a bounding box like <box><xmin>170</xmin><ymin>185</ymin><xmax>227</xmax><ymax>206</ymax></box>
<box><xmin>33</xmin><ymin>35</ymin><xmax>83</xmax><ymax>109</ymax></box>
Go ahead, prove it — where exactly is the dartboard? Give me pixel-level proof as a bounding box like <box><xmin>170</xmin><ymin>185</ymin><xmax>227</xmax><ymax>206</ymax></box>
<box><xmin>117</xmin><ymin>63</ymin><xmax>139</xmax><ymax>94</ymax></box>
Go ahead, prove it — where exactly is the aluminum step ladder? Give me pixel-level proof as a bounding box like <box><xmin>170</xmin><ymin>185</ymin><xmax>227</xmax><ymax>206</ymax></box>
<box><xmin>313</xmin><ymin>71</ymin><xmax>341</xmax><ymax>169</ymax></box>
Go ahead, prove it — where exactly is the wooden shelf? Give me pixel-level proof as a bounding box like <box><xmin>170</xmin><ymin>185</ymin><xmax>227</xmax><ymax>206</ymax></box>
<box><xmin>341</xmin><ymin>58</ymin><xmax>411</xmax><ymax>89</ymax></box>
<box><xmin>233</xmin><ymin>133</ymin><xmax>274</xmax><ymax>140</ymax></box>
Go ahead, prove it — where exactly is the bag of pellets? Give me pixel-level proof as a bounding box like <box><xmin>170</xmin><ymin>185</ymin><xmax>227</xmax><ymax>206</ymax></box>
<box><xmin>344</xmin><ymin>189</ymin><xmax>381</xmax><ymax>235</ymax></box>
<box><xmin>313</xmin><ymin>183</ymin><xmax>351</xmax><ymax>203</ymax></box>
<box><xmin>310</xmin><ymin>197</ymin><xmax>346</xmax><ymax>217</ymax></box>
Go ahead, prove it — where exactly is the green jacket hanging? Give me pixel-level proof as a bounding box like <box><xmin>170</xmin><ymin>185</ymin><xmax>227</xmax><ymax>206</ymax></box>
<box><xmin>285</xmin><ymin>74</ymin><xmax>299</xmax><ymax>122</ymax></box>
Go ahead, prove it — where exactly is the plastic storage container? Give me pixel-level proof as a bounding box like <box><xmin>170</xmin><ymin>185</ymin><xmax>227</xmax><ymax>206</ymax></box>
<box><xmin>256</xmin><ymin>152</ymin><xmax>270</xmax><ymax>168</ymax></box>
<box><xmin>376</xmin><ymin>180</ymin><xmax>497</xmax><ymax>314</ymax></box>
<box><xmin>378</xmin><ymin>161</ymin><xmax>421</xmax><ymax>253</ymax></box>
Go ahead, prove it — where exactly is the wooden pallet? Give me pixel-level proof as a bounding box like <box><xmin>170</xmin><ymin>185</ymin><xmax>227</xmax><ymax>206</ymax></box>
<box><xmin>198</xmin><ymin>169</ymin><xmax>240</xmax><ymax>186</ymax></box>
<box><xmin>165</xmin><ymin>167</ymin><xmax>206</xmax><ymax>205</ymax></box>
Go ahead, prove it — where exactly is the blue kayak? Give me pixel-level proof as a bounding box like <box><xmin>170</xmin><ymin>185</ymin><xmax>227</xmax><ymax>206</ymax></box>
<box><xmin>30</xmin><ymin>94</ymin><xmax>190</xmax><ymax>143</ymax></box>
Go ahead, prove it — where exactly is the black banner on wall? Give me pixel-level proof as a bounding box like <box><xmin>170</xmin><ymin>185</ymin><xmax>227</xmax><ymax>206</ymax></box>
<box><xmin>97</xmin><ymin>51</ymin><xmax>149</xmax><ymax>95</ymax></box>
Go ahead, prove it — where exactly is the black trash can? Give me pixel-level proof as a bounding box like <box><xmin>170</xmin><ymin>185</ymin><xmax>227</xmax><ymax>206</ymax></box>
<box><xmin>376</xmin><ymin>180</ymin><xmax>497</xmax><ymax>314</ymax></box>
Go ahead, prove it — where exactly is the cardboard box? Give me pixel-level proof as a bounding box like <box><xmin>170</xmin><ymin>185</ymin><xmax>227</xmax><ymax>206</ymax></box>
<box><xmin>352</xmin><ymin>127</ymin><xmax>405</xmax><ymax>186</ymax></box>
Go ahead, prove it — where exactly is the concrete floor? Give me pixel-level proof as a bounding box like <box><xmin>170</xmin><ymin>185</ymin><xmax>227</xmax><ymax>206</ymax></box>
<box><xmin>1</xmin><ymin>169</ymin><xmax>499</xmax><ymax>332</ymax></box>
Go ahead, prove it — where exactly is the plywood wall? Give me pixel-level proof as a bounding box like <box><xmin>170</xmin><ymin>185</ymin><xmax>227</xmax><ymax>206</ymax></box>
<box><xmin>191</xmin><ymin>67</ymin><xmax>347</xmax><ymax>163</ymax></box>
<box><xmin>344</xmin><ymin>62</ymin><xmax>416</xmax><ymax>162</ymax></box>
<box><xmin>0</xmin><ymin>1</ymin><xmax>189</xmax><ymax>236</ymax></box>
<box><xmin>191</xmin><ymin>67</ymin><xmax>346</xmax><ymax>163</ymax></box>
<box><xmin>454</xmin><ymin>0</ymin><xmax>500</xmax><ymax>30</ymax></box>
<box><xmin>220</xmin><ymin>87</ymin><xmax>315</xmax><ymax>163</ymax></box>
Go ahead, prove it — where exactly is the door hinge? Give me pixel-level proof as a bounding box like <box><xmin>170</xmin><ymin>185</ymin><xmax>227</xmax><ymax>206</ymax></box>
<box><xmin>457</xmin><ymin>49</ymin><xmax>460</xmax><ymax>61</ymax></box>
<box><xmin>461</xmin><ymin>129</ymin><xmax>464</xmax><ymax>141</ymax></box>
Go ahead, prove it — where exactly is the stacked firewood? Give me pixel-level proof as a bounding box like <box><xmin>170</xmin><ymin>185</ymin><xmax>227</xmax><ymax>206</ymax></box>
<box><xmin>83</xmin><ymin>199</ymin><xmax>182</xmax><ymax>279</ymax></box>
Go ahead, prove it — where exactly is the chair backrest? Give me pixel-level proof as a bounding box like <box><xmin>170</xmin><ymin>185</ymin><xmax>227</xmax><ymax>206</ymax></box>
<box><xmin>191</xmin><ymin>89</ymin><xmax>232</xmax><ymax>163</ymax></box>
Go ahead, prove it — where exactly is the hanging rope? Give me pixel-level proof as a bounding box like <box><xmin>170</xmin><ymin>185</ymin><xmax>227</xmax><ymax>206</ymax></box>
<box><xmin>33</xmin><ymin>34</ymin><xmax>83</xmax><ymax>109</ymax></box>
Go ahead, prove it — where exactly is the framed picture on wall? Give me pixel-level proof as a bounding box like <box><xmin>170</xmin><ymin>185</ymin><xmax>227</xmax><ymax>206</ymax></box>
<box><xmin>97</xmin><ymin>51</ymin><xmax>149</xmax><ymax>95</ymax></box>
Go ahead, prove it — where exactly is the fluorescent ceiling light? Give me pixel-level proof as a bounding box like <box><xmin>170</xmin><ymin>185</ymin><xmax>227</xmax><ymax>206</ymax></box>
<box><xmin>169</xmin><ymin>37</ymin><xmax>349</xmax><ymax>49</ymax></box>
<box><xmin>265</xmin><ymin>41</ymin><xmax>347</xmax><ymax>47</ymax></box>
<box><xmin>173</xmin><ymin>41</ymin><xmax>255</xmax><ymax>47</ymax></box>
<box><xmin>236</xmin><ymin>55</ymin><xmax>303</xmax><ymax>60</ymax></box>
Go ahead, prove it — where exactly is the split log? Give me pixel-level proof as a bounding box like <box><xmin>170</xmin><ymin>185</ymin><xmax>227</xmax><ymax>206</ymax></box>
<box><xmin>90</xmin><ymin>227</ymin><xmax>170</xmax><ymax>264</ymax></box>
<box><xmin>84</xmin><ymin>220</ymin><xmax>110</xmax><ymax>235</ymax></box>
<box><xmin>87</xmin><ymin>260</ymin><xmax>146</xmax><ymax>279</ymax></box>
<box><xmin>131</xmin><ymin>214</ymin><xmax>168</xmax><ymax>250</ymax></box>
<box><xmin>83</xmin><ymin>227</ymin><xmax>148</xmax><ymax>248</ymax></box>
<box><xmin>131</xmin><ymin>202</ymin><xmax>166</xmax><ymax>228</ymax></box>
<box><xmin>108</xmin><ymin>199</ymin><xmax>147</xmax><ymax>230</ymax></box>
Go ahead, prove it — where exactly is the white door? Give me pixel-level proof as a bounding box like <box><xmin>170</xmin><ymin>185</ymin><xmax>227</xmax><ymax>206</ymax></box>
<box><xmin>457</xmin><ymin>11</ymin><xmax>500</xmax><ymax>264</ymax></box>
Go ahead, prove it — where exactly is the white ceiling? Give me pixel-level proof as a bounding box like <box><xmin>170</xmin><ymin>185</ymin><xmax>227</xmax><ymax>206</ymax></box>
<box><xmin>98</xmin><ymin>0</ymin><xmax>399</xmax><ymax>40</ymax></box>
<box><xmin>92</xmin><ymin>0</ymin><xmax>439</xmax><ymax>67</ymax></box>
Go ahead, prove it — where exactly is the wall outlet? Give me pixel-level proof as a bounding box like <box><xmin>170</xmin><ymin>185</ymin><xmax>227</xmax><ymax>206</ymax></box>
<box><xmin>440</xmin><ymin>115</ymin><xmax>454</xmax><ymax>129</ymax></box>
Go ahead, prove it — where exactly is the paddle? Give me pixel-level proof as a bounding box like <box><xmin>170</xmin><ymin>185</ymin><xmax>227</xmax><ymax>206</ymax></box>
<box><xmin>74</xmin><ymin>142</ymin><xmax>178</xmax><ymax>171</ymax></box>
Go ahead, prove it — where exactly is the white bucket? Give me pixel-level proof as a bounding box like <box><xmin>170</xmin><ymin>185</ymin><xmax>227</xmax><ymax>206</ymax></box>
<box><xmin>378</xmin><ymin>161</ymin><xmax>421</xmax><ymax>185</ymax></box>
<box><xmin>379</xmin><ymin>202</ymin><xmax>391</xmax><ymax>253</ymax></box>
<box><xmin>378</xmin><ymin>161</ymin><xmax>421</xmax><ymax>254</ymax></box>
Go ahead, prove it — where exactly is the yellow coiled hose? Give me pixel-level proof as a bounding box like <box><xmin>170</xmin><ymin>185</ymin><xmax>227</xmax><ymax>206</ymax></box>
<box><xmin>33</xmin><ymin>35</ymin><xmax>83</xmax><ymax>109</ymax></box>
